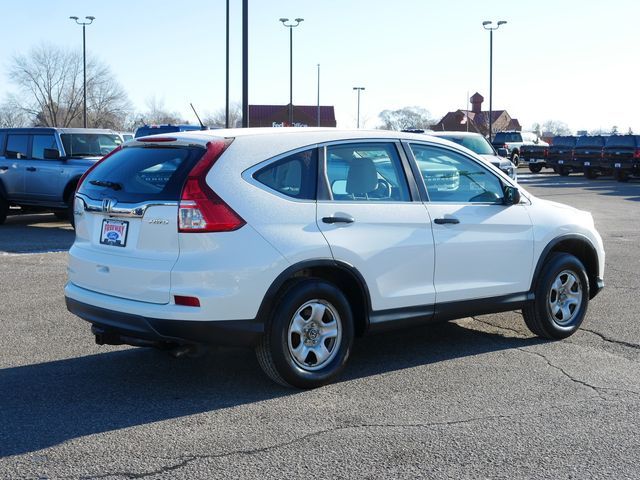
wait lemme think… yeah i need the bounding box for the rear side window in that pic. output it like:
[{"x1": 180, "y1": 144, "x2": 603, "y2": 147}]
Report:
[
  {"x1": 6, "y1": 134, "x2": 29, "y2": 159},
  {"x1": 0, "y1": 132, "x2": 5, "y2": 154},
  {"x1": 254, "y1": 149, "x2": 317, "y2": 200},
  {"x1": 32, "y1": 134, "x2": 58, "y2": 160},
  {"x1": 78, "y1": 146, "x2": 205, "y2": 203},
  {"x1": 605, "y1": 135, "x2": 636, "y2": 148},
  {"x1": 576, "y1": 136, "x2": 605, "y2": 147}
]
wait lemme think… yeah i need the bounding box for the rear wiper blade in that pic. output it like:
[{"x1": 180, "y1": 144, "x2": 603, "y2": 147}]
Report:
[{"x1": 89, "y1": 180, "x2": 122, "y2": 190}]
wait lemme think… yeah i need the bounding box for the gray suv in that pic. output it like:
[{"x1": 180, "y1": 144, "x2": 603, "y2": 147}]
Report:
[{"x1": 0, "y1": 128, "x2": 123, "y2": 225}]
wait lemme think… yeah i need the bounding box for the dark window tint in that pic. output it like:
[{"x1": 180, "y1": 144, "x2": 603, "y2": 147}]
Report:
[
  {"x1": 410, "y1": 144, "x2": 504, "y2": 203},
  {"x1": 32, "y1": 135, "x2": 58, "y2": 160},
  {"x1": 0, "y1": 132, "x2": 6, "y2": 154},
  {"x1": 78, "y1": 146, "x2": 205, "y2": 203},
  {"x1": 254, "y1": 149, "x2": 317, "y2": 200},
  {"x1": 6, "y1": 134, "x2": 29, "y2": 159},
  {"x1": 553, "y1": 136, "x2": 576, "y2": 147},
  {"x1": 61, "y1": 133, "x2": 122, "y2": 157},
  {"x1": 437, "y1": 135, "x2": 495, "y2": 155},
  {"x1": 605, "y1": 135, "x2": 637, "y2": 148},
  {"x1": 494, "y1": 132, "x2": 522, "y2": 143},
  {"x1": 576, "y1": 136, "x2": 605, "y2": 147},
  {"x1": 325, "y1": 143, "x2": 410, "y2": 202}
]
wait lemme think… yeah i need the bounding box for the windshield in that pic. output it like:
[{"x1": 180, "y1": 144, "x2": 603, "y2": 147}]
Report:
[
  {"x1": 61, "y1": 133, "x2": 122, "y2": 157},
  {"x1": 438, "y1": 135, "x2": 495, "y2": 155}
]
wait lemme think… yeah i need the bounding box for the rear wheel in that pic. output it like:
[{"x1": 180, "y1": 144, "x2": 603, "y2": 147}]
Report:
[
  {"x1": 558, "y1": 166, "x2": 570, "y2": 176},
  {"x1": 529, "y1": 164, "x2": 543, "y2": 173},
  {"x1": 256, "y1": 279, "x2": 354, "y2": 389},
  {"x1": 523, "y1": 253, "x2": 589, "y2": 339},
  {"x1": 0, "y1": 197, "x2": 8, "y2": 225},
  {"x1": 511, "y1": 153, "x2": 520, "y2": 167},
  {"x1": 584, "y1": 167, "x2": 598, "y2": 179}
]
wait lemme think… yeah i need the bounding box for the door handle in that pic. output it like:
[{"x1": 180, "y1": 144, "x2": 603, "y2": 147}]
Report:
[
  {"x1": 26, "y1": 167, "x2": 37, "y2": 172},
  {"x1": 434, "y1": 217, "x2": 460, "y2": 225},
  {"x1": 322, "y1": 216, "x2": 355, "y2": 224}
]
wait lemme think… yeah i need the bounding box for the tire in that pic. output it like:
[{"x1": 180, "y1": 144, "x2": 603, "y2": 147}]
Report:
[
  {"x1": 584, "y1": 168, "x2": 598, "y2": 179},
  {"x1": 615, "y1": 170, "x2": 630, "y2": 182},
  {"x1": 0, "y1": 197, "x2": 8, "y2": 225},
  {"x1": 529, "y1": 164, "x2": 543, "y2": 173},
  {"x1": 511, "y1": 153, "x2": 520, "y2": 167},
  {"x1": 256, "y1": 278, "x2": 354, "y2": 389},
  {"x1": 552, "y1": 167, "x2": 558, "y2": 174},
  {"x1": 558, "y1": 166, "x2": 570, "y2": 176},
  {"x1": 523, "y1": 253, "x2": 589, "y2": 339}
]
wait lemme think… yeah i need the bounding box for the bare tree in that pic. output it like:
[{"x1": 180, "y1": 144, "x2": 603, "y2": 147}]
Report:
[
  {"x1": 0, "y1": 99, "x2": 28, "y2": 127},
  {"x1": 541, "y1": 120, "x2": 572, "y2": 136},
  {"x1": 130, "y1": 96, "x2": 185, "y2": 129},
  {"x1": 202, "y1": 102, "x2": 243, "y2": 128},
  {"x1": 377, "y1": 106, "x2": 434, "y2": 131},
  {"x1": 7, "y1": 43, "x2": 131, "y2": 129}
]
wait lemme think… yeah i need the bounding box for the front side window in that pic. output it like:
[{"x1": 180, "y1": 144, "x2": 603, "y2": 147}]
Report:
[
  {"x1": 32, "y1": 135, "x2": 58, "y2": 160},
  {"x1": 410, "y1": 144, "x2": 504, "y2": 203},
  {"x1": 325, "y1": 143, "x2": 410, "y2": 202},
  {"x1": 6, "y1": 134, "x2": 29, "y2": 159},
  {"x1": 254, "y1": 149, "x2": 317, "y2": 200}
]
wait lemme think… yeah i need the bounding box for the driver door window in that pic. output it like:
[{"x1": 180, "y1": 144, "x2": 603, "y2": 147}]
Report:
[{"x1": 410, "y1": 144, "x2": 504, "y2": 203}]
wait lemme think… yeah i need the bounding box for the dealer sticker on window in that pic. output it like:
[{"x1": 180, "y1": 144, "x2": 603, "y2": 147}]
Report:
[
  {"x1": 100, "y1": 219, "x2": 129, "y2": 247},
  {"x1": 615, "y1": 163, "x2": 622, "y2": 168}
]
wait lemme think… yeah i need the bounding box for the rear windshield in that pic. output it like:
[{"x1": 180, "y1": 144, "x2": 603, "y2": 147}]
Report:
[
  {"x1": 61, "y1": 133, "x2": 122, "y2": 157},
  {"x1": 438, "y1": 135, "x2": 495, "y2": 155},
  {"x1": 576, "y1": 136, "x2": 605, "y2": 147},
  {"x1": 552, "y1": 136, "x2": 576, "y2": 147},
  {"x1": 605, "y1": 135, "x2": 637, "y2": 148},
  {"x1": 78, "y1": 145, "x2": 205, "y2": 203},
  {"x1": 493, "y1": 132, "x2": 522, "y2": 143}
]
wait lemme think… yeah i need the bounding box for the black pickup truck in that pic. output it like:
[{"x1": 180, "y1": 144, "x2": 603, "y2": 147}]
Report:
[
  {"x1": 573, "y1": 135, "x2": 606, "y2": 179},
  {"x1": 519, "y1": 144, "x2": 548, "y2": 173},
  {"x1": 602, "y1": 134, "x2": 640, "y2": 182},
  {"x1": 546, "y1": 136, "x2": 577, "y2": 175}
]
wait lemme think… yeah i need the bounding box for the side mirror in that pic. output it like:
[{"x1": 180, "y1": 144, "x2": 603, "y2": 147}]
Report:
[
  {"x1": 497, "y1": 147, "x2": 509, "y2": 157},
  {"x1": 43, "y1": 148, "x2": 61, "y2": 160},
  {"x1": 503, "y1": 185, "x2": 521, "y2": 205}
]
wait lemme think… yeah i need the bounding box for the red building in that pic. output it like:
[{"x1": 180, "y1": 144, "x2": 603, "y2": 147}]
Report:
[
  {"x1": 432, "y1": 92, "x2": 521, "y2": 137},
  {"x1": 248, "y1": 105, "x2": 336, "y2": 128}
]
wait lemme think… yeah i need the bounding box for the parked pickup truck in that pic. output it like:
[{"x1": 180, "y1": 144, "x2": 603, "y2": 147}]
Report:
[
  {"x1": 519, "y1": 144, "x2": 548, "y2": 173},
  {"x1": 0, "y1": 127, "x2": 123, "y2": 225},
  {"x1": 492, "y1": 131, "x2": 549, "y2": 167},
  {"x1": 546, "y1": 136, "x2": 577, "y2": 175},
  {"x1": 601, "y1": 134, "x2": 640, "y2": 182}
]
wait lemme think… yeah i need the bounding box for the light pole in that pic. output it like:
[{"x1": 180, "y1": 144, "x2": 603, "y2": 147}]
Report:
[
  {"x1": 482, "y1": 20, "x2": 506, "y2": 141},
  {"x1": 69, "y1": 15, "x2": 95, "y2": 128},
  {"x1": 317, "y1": 64, "x2": 320, "y2": 127},
  {"x1": 279, "y1": 17, "x2": 304, "y2": 126},
  {"x1": 353, "y1": 87, "x2": 365, "y2": 128}
]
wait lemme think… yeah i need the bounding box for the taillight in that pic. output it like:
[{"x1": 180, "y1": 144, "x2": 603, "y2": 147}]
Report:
[
  {"x1": 178, "y1": 140, "x2": 245, "y2": 233},
  {"x1": 543, "y1": 148, "x2": 548, "y2": 157},
  {"x1": 634, "y1": 149, "x2": 640, "y2": 159},
  {"x1": 75, "y1": 145, "x2": 123, "y2": 193},
  {"x1": 174, "y1": 295, "x2": 201, "y2": 307}
]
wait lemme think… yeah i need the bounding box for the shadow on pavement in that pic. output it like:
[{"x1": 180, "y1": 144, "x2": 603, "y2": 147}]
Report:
[
  {"x1": 0, "y1": 213, "x2": 74, "y2": 253},
  {"x1": 519, "y1": 171, "x2": 640, "y2": 202},
  {"x1": 0, "y1": 321, "x2": 542, "y2": 458}
]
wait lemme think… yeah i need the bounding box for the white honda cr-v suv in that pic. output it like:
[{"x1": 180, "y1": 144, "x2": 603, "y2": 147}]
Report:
[{"x1": 65, "y1": 128, "x2": 605, "y2": 388}]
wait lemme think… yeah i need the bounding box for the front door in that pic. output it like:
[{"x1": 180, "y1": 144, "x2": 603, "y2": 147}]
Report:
[{"x1": 406, "y1": 142, "x2": 534, "y2": 304}]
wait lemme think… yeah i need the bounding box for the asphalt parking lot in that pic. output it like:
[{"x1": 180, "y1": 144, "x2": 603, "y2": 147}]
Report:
[{"x1": 1, "y1": 169, "x2": 639, "y2": 479}]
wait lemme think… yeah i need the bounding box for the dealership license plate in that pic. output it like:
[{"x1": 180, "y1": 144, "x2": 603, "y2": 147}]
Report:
[
  {"x1": 615, "y1": 163, "x2": 622, "y2": 168},
  {"x1": 558, "y1": 160, "x2": 564, "y2": 164},
  {"x1": 584, "y1": 161, "x2": 591, "y2": 166},
  {"x1": 100, "y1": 219, "x2": 129, "y2": 247}
]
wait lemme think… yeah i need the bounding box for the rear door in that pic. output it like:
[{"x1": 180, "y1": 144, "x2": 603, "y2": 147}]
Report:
[
  {"x1": 1, "y1": 133, "x2": 30, "y2": 199},
  {"x1": 22, "y1": 133, "x2": 64, "y2": 202},
  {"x1": 406, "y1": 142, "x2": 534, "y2": 304},
  {"x1": 316, "y1": 141, "x2": 435, "y2": 313},
  {"x1": 70, "y1": 144, "x2": 206, "y2": 304}
]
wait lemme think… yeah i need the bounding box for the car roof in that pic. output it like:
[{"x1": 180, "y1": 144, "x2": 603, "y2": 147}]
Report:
[{"x1": 427, "y1": 131, "x2": 484, "y2": 138}]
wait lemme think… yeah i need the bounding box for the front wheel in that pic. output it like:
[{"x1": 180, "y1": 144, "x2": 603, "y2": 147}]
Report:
[
  {"x1": 511, "y1": 153, "x2": 520, "y2": 167},
  {"x1": 529, "y1": 164, "x2": 543, "y2": 173},
  {"x1": 0, "y1": 197, "x2": 8, "y2": 225},
  {"x1": 584, "y1": 167, "x2": 598, "y2": 179},
  {"x1": 256, "y1": 279, "x2": 354, "y2": 389},
  {"x1": 615, "y1": 170, "x2": 630, "y2": 182},
  {"x1": 523, "y1": 253, "x2": 590, "y2": 339}
]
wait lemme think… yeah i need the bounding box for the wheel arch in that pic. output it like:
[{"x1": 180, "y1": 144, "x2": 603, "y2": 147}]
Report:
[
  {"x1": 63, "y1": 175, "x2": 82, "y2": 203},
  {"x1": 255, "y1": 260, "x2": 371, "y2": 337},
  {"x1": 531, "y1": 234, "x2": 601, "y2": 299}
]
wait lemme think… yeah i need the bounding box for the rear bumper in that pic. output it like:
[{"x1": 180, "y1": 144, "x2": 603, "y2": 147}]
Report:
[
  {"x1": 65, "y1": 297, "x2": 263, "y2": 347},
  {"x1": 591, "y1": 277, "x2": 605, "y2": 300}
]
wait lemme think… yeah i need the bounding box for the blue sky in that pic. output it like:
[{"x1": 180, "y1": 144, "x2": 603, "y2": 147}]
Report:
[{"x1": 0, "y1": 0, "x2": 637, "y2": 132}]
